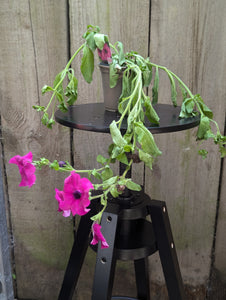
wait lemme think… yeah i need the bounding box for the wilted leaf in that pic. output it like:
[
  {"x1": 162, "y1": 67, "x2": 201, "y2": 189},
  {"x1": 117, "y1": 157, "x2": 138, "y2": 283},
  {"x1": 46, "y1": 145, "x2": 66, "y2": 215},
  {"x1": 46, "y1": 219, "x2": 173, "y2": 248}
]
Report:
[{"x1": 80, "y1": 45, "x2": 94, "y2": 83}]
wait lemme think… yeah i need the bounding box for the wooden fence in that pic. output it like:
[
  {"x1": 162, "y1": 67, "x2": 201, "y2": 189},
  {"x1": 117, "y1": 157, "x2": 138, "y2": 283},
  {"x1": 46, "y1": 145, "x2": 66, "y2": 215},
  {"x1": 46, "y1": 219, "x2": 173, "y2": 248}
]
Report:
[{"x1": 0, "y1": 0, "x2": 225, "y2": 299}]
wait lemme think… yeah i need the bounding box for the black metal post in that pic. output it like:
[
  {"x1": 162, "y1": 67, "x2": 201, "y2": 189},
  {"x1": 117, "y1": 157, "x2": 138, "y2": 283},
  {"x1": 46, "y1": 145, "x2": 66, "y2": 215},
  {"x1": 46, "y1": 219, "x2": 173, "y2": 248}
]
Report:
[
  {"x1": 134, "y1": 258, "x2": 150, "y2": 300},
  {"x1": 148, "y1": 200, "x2": 186, "y2": 300},
  {"x1": 92, "y1": 211, "x2": 118, "y2": 300},
  {"x1": 58, "y1": 199, "x2": 99, "y2": 300}
]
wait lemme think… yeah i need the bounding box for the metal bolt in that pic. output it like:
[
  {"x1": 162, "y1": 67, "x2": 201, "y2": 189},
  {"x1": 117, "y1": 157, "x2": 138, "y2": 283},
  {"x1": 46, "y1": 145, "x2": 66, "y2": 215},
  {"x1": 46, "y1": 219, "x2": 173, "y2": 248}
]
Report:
[
  {"x1": 101, "y1": 257, "x2": 107, "y2": 264},
  {"x1": 171, "y1": 242, "x2": 174, "y2": 249},
  {"x1": 163, "y1": 207, "x2": 166, "y2": 213},
  {"x1": 107, "y1": 216, "x2": 112, "y2": 222}
]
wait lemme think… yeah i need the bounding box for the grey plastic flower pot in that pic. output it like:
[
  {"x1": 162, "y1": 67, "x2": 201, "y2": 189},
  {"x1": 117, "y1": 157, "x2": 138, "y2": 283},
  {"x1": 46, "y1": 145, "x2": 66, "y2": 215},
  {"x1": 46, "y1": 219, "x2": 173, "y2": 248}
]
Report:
[{"x1": 99, "y1": 63, "x2": 123, "y2": 112}]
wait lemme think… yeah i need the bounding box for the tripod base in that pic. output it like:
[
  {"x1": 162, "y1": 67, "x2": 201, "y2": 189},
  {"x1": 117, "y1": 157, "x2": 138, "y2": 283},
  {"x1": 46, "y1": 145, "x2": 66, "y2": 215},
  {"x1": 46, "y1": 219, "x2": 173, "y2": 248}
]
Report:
[{"x1": 58, "y1": 190, "x2": 185, "y2": 300}]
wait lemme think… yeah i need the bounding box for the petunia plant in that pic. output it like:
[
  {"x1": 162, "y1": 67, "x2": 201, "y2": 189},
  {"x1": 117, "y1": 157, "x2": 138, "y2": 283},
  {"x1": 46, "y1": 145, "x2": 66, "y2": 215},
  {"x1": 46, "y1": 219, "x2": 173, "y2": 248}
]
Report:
[{"x1": 9, "y1": 25, "x2": 226, "y2": 248}]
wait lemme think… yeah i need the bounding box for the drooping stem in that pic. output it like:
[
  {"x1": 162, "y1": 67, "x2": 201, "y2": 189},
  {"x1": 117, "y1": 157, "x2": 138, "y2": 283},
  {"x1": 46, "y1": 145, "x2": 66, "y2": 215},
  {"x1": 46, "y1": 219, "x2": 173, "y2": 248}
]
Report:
[{"x1": 45, "y1": 43, "x2": 85, "y2": 112}]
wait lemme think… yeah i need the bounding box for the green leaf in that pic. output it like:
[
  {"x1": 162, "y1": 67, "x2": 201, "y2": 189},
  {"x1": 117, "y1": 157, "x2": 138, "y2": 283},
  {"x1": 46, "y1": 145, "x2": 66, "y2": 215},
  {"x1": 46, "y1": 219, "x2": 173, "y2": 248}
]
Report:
[
  {"x1": 96, "y1": 154, "x2": 108, "y2": 165},
  {"x1": 123, "y1": 132, "x2": 133, "y2": 143},
  {"x1": 33, "y1": 105, "x2": 45, "y2": 112},
  {"x1": 108, "y1": 143, "x2": 115, "y2": 155},
  {"x1": 119, "y1": 70, "x2": 132, "y2": 104},
  {"x1": 141, "y1": 58, "x2": 153, "y2": 87},
  {"x1": 94, "y1": 33, "x2": 107, "y2": 50},
  {"x1": 41, "y1": 85, "x2": 54, "y2": 95},
  {"x1": 66, "y1": 94, "x2": 77, "y2": 106},
  {"x1": 57, "y1": 102, "x2": 68, "y2": 112},
  {"x1": 138, "y1": 149, "x2": 154, "y2": 170},
  {"x1": 85, "y1": 25, "x2": 100, "y2": 35},
  {"x1": 184, "y1": 98, "x2": 195, "y2": 113},
  {"x1": 135, "y1": 122, "x2": 162, "y2": 157},
  {"x1": 195, "y1": 94, "x2": 213, "y2": 119},
  {"x1": 86, "y1": 32, "x2": 96, "y2": 51},
  {"x1": 101, "y1": 166, "x2": 113, "y2": 181},
  {"x1": 101, "y1": 195, "x2": 107, "y2": 206},
  {"x1": 56, "y1": 90, "x2": 65, "y2": 104},
  {"x1": 214, "y1": 133, "x2": 226, "y2": 144},
  {"x1": 219, "y1": 144, "x2": 226, "y2": 158},
  {"x1": 116, "y1": 41, "x2": 126, "y2": 65},
  {"x1": 65, "y1": 72, "x2": 78, "y2": 105},
  {"x1": 110, "y1": 63, "x2": 119, "y2": 88},
  {"x1": 41, "y1": 112, "x2": 49, "y2": 126},
  {"x1": 118, "y1": 97, "x2": 130, "y2": 114},
  {"x1": 46, "y1": 118, "x2": 55, "y2": 129},
  {"x1": 110, "y1": 120, "x2": 127, "y2": 147},
  {"x1": 111, "y1": 145, "x2": 121, "y2": 159},
  {"x1": 50, "y1": 160, "x2": 60, "y2": 170},
  {"x1": 33, "y1": 158, "x2": 50, "y2": 169},
  {"x1": 124, "y1": 144, "x2": 133, "y2": 153},
  {"x1": 125, "y1": 180, "x2": 141, "y2": 191},
  {"x1": 179, "y1": 98, "x2": 196, "y2": 118},
  {"x1": 167, "y1": 72, "x2": 177, "y2": 106},
  {"x1": 144, "y1": 97, "x2": 160, "y2": 125},
  {"x1": 127, "y1": 105, "x2": 139, "y2": 132},
  {"x1": 102, "y1": 176, "x2": 118, "y2": 189},
  {"x1": 152, "y1": 67, "x2": 159, "y2": 104},
  {"x1": 197, "y1": 116, "x2": 211, "y2": 140},
  {"x1": 53, "y1": 70, "x2": 65, "y2": 88},
  {"x1": 110, "y1": 187, "x2": 119, "y2": 198},
  {"x1": 80, "y1": 45, "x2": 94, "y2": 83},
  {"x1": 198, "y1": 149, "x2": 208, "y2": 159},
  {"x1": 91, "y1": 169, "x2": 102, "y2": 180},
  {"x1": 142, "y1": 68, "x2": 153, "y2": 87},
  {"x1": 116, "y1": 152, "x2": 128, "y2": 165}
]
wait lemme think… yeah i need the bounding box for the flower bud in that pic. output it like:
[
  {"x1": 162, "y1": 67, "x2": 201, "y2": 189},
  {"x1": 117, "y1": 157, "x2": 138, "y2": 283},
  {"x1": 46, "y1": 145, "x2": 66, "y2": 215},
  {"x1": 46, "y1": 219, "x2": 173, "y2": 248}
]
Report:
[
  {"x1": 117, "y1": 184, "x2": 126, "y2": 192},
  {"x1": 58, "y1": 161, "x2": 66, "y2": 167}
]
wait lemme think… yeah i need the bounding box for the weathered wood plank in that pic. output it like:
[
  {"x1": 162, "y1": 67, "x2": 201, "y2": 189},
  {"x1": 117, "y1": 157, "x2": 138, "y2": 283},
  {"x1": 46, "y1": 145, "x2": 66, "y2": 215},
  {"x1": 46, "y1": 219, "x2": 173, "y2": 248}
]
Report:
[
  {"x1": 0, "y1": 160, "x2": 14, "y2": 300},
  {"x1": 147, "y1": 0, "x2": 226, "y2": 298},
  {"x1": 0, "y1": 1, "x2": 73, "y2": 299},
  {"x1": 212, "y1": 145, "x2": 226, "y2": 296}
]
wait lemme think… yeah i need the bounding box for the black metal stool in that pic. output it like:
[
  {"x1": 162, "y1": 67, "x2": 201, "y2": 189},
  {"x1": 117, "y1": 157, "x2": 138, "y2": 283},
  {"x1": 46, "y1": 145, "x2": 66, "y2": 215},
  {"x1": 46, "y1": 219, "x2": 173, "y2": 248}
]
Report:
[
  {"x1": 58, "y1": 189, "x2": 185, "y2": 300},
  {"x1": 55, "y1": 103, "x2": 200, "y2": 300}
]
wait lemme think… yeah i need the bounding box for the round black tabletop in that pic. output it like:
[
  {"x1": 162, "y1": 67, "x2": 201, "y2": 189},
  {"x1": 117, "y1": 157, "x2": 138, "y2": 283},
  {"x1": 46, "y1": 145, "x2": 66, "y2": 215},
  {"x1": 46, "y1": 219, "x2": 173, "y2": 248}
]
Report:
[{"x1": 55, "y1": 103, "x2": 200, "y2": 134}]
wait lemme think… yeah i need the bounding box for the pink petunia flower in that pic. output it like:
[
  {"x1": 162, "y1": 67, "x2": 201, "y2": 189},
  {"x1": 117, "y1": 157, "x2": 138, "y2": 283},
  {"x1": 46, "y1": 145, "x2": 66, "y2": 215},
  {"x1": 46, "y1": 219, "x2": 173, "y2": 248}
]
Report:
[
  {"x1": 58, "y1": 171, "x2": 94, "y2": 216},
  {"x1": 91, "y1": 222, "x2": 109, "y2": 249},
  {"x1": 97, "y1": 43, "x2": 112, "y2": 64},
  {"x1": 9, "y1": 152, "x2": 36, "y2": 188},
  {"x1": 55, "y1": 189, "x2": 71, "y2": 217}
]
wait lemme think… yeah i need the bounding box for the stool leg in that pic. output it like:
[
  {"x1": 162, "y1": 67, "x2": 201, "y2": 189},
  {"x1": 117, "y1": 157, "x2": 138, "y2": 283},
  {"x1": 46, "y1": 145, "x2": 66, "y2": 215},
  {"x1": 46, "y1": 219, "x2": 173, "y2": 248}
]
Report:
[
  {"x1": 148, "y1": 200, "x2": 186, "y2": 300},
  {"x1": 92, "y1": 212, "x2": 118, "y2": 300},
  {"x1": 58, "y1": 201, "x2": 97, "y2": 300},
  {"x1": 134, "y1": 257, "x2": 150, "y2": 300}
]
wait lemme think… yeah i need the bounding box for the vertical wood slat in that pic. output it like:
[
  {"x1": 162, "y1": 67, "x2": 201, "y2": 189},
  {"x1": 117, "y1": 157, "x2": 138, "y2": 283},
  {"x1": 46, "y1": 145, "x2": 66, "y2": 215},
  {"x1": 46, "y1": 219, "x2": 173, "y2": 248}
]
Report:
[
  {"x1": 147, "y1": 0, "x2": 226, "y2": 298},
  {"x1": 212, "y1": 134, "x2": 226, "y2": 297},
  {"x1": 0, "y1": 161, "x2": 14, "y2": 300},
  {"x1": 0, "y1": 1, "x2": 73, "y2": 299}
]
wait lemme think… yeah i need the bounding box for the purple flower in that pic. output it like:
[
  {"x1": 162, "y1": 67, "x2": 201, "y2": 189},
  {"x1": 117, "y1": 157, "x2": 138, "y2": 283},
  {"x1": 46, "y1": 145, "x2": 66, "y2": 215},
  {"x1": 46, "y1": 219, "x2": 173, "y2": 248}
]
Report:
[
  {"x1": 58, "y1": 161, "x2": 67, "y2": 168},
  {"x1": 91, "y1": 222, "x2": 109, "y2": 249},
  {"x1": 56, "y1": 171, "x2": 94, "y2": 216},
  {"x1": 55, "y1": 189, "x2": 71, "y2": 217},
  {"x1": 97, "y1": 43, "x2": 112, "y2": 64},
  {"x1": 9, "y1": 152, "x2": 36, "y2": 188}
]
